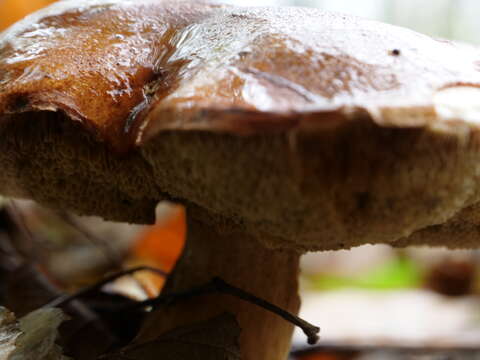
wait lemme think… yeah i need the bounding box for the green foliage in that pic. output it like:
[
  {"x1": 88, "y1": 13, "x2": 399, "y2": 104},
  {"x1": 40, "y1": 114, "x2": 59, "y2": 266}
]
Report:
[{"x1": 310, "y1": 255, "x2": 422, "y2": 291}]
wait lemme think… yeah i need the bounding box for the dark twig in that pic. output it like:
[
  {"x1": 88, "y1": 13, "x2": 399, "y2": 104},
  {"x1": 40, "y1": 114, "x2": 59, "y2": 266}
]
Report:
[
  {"x1": 44, "y1": 266, "x2": 167, "y2": 308},
  {"x1": 216, "y1": 278, "x2": 320, "y2": 345},
  {"x1": 123, "y1": 277, "x2": 320, "y2": 345}
]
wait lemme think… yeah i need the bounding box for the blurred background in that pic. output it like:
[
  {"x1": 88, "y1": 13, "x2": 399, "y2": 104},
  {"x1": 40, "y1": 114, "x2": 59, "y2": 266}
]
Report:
[
  {"x1": 1, "y1": 1, "x2": 480, "y2": 360},
  {"x1": 226, "y1": 0, "x2": 480, "y2": 45},
  {"x1": 2, "y1": 0, "x2": 480, "y2": 45}
]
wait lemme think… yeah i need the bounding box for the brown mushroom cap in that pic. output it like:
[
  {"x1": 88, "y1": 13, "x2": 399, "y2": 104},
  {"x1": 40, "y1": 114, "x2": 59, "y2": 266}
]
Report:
[{"x1": 1, "y1": 0, "x2": 480, "y2": 251}]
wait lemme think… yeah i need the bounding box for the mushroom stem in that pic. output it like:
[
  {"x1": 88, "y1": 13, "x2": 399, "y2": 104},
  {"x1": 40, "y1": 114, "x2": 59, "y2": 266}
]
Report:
[{"x1": 139, "y1": 215, "x2": 301, "y2": 360}]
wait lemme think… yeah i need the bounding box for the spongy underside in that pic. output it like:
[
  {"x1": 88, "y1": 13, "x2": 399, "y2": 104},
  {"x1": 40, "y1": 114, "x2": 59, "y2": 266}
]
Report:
[{"x1": 2, "y1": 110, "x2": 480, "y2": 252}]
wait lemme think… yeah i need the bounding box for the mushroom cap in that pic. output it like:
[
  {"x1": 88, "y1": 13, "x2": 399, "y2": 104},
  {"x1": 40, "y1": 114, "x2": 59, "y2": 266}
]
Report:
[{"x1": 1, "y1": 0, "x2": 480, "y2": 251}]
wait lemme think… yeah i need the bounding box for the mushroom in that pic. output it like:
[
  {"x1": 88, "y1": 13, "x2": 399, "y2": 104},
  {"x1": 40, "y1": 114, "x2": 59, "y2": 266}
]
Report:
[{"x1": 1, "y1": 0, "x2": 480, "y2": 359}]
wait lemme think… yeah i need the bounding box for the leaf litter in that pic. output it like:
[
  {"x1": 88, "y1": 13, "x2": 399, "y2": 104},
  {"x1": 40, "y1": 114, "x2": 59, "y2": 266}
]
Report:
[{"x1": 0, "y1": 307, "x2": 70, "y2": 360}]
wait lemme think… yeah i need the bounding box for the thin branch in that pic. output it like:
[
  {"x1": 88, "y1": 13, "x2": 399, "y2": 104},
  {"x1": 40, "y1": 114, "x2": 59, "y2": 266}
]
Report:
[
  {"x1": 212, "y1": 278, "x2": 320, "y2": 345},
  {"x1": 122, "y1": 277, "x2": 320, "y2": 345},
  {"x1": 44, "y1": 266, "x2": 167, "y2": 308}
]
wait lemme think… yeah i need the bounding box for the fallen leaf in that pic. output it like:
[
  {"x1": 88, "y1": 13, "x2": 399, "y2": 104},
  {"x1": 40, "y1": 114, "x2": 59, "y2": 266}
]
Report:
[
  {"x1": 58, "y1": 291, "x2": 146, "y2": 360},
  {"x1": 105, "y1": 313, "x2": 241, "y2": 360},
  {"x1": 0, "y1": 308, "x2": 20, "y2": 359},
  {"x1": 0, "y1": 307, "x2": 70, "y2": 360}
]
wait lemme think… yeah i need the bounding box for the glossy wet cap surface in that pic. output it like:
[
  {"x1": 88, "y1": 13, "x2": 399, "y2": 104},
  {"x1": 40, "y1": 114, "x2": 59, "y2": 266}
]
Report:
[{"x1": 1, "y1": 0, "x2": 480, "y2": 152}]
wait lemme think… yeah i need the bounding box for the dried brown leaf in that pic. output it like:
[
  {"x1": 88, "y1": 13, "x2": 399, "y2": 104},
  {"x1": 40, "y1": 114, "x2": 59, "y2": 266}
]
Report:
[
  {"x1": 0, "y1": 308, "x2": 20, "y2": 358},
  {"x1": 105, "y1": 313, "x2": 241, "y2": 360}
]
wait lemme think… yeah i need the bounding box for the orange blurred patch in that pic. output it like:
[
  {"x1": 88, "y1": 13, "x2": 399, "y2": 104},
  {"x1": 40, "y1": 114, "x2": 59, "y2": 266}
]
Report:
[
  {"x1": 0, "y1": 0, "x2": 56, "y2": 31},
  {"x1": 134, "y1": 205, "x2": 186, "y2": 271},
  {"x1": 129, "y1": 205, "x2": 186, "y2": 296}
]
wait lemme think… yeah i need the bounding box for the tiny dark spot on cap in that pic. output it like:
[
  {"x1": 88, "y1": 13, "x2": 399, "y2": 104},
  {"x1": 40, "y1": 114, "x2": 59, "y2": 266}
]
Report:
[{"x1": 389, "y1": 49, "x2": 401, "y2": 56}]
